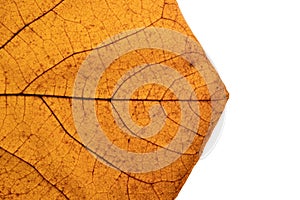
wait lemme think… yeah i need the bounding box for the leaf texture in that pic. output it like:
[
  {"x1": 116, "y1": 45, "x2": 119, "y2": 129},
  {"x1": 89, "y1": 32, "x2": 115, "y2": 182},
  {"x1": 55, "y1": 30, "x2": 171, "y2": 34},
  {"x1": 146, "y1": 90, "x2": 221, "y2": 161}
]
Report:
[{"x1": 0, "y1": 0, "x2": 229, "y2": 199}]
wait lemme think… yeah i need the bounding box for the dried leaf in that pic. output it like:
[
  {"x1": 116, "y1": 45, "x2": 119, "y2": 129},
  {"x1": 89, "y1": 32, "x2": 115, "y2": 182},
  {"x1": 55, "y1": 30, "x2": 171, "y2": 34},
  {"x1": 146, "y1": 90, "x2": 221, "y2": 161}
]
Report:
[{"x1": 0, "y1": 0, "x2": 229, "y2": 199}]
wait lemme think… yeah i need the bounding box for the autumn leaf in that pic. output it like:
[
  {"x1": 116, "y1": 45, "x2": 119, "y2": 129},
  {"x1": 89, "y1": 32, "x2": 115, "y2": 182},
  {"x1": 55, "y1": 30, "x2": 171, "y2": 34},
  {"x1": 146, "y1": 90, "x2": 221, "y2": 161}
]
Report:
[{"x1": 0, "y1": 0, "x2": 229, "y2": 199}]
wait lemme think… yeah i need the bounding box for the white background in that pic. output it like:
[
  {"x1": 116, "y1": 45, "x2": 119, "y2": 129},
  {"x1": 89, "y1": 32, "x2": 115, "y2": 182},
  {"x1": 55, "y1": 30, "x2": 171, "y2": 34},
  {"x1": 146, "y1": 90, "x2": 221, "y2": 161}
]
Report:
[{"x1": 176, "y1": 0, "x2": 300, "y2": 199}]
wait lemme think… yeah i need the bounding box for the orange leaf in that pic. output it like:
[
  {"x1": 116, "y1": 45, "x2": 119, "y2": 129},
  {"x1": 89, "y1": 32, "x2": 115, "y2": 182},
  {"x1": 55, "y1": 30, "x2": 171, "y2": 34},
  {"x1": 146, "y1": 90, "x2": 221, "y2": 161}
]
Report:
[{"x1": 0, "y1": 0, "x2": 228, "y2": 199}]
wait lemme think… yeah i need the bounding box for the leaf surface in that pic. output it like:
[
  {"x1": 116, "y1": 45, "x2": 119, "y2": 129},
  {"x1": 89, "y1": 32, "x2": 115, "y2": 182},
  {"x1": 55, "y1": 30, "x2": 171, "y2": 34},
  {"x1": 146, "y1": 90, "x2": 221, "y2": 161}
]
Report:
[{"x1": 0, "y1": 0, "x2": 229, "y2": 199}]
